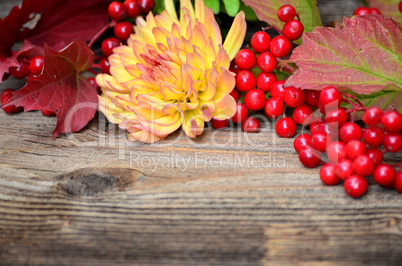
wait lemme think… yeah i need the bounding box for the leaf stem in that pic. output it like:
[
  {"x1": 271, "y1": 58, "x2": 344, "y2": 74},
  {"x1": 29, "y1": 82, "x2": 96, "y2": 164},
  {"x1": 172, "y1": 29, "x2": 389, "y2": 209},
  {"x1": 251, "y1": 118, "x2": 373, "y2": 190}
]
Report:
[{"x1": 276, "y1": 58, "x2": 296, "y2": 74}]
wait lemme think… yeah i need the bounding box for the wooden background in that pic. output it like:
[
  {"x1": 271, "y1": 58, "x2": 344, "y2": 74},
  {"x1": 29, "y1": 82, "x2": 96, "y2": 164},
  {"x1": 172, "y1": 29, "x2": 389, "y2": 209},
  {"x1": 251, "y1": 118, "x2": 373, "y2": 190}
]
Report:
[{"x1": 2, "y1": 0, "x2": 402, "y2": 265}]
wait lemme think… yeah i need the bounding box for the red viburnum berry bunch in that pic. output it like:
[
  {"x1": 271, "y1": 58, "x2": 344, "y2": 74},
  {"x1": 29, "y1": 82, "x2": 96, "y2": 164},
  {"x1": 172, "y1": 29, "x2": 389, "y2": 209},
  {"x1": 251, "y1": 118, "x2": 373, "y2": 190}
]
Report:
[
  {"x1": 292, "y1": 85, "x2": 402, "y2": 198},
  {"x1": 98, "y1": 0, "x2": 155, "y2": 75},
  {"x1": 211, "y1": 4, "x2": 307, "y2": 134}
]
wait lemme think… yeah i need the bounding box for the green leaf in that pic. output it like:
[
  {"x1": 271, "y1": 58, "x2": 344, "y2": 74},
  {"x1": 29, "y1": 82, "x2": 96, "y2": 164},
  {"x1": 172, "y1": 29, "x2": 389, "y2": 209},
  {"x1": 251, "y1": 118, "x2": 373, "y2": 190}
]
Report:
[
  {"x1": 241, "y1": 0, "x2": 322, "y2": 44},
  {"x1": 285, "y1": 15, "x2": 402, "y2": 94},
  {"x1": 152, "y1": 0, "x2": 166, "y2": 14},
  {"x1": 222, "y1": 0, "x2": 240, "y2": 17},
  {"x1": 204, "y1": 0, "x2": 220, "y2": 14},
  {"x1": 240, "y1": 1, "x2": 257, "y2": 21}
]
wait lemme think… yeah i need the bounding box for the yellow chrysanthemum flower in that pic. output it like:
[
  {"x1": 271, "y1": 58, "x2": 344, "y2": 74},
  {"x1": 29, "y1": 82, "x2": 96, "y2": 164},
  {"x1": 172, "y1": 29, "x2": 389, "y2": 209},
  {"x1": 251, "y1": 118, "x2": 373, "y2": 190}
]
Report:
[{"x1": 96, "y1": 0, "x2": 246, "y2": 143}]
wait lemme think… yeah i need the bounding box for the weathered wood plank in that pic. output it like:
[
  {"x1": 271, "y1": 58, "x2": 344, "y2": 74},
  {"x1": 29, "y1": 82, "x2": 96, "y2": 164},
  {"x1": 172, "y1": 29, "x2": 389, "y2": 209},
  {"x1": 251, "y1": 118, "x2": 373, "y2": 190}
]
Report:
[{"x1": 2, "y1": 0, "x2": 402, "y2": 265}]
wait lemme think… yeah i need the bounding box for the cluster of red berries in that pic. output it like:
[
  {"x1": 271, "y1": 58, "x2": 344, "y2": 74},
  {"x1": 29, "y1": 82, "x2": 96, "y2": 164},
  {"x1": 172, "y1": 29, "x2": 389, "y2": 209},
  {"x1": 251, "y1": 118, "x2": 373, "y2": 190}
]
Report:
[
  {"x1": 211, "y1": 4, "x2": 306, "y2": 133},
  {"x1": 99, "y1": 0, "x2": 154, "y2": 75},
  {"x1": 293, "y1": 86, "x2": 402, "y2": 198}
]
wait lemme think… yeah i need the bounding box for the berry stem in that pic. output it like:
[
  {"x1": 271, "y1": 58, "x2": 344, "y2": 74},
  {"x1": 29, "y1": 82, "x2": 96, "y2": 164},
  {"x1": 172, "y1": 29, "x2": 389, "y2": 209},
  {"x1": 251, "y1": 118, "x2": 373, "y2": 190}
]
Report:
[
  {"x1": 340, "y1": 92, "x2": 365, "y2": 108},
  {"x1": 88, "y1": 21, "x2": 116, "y2": 48},
  {"x1": 94, "y1": 55, "x2": 106, "y2": 61},
  {"x1": 87, "y1": 68, "x2": 100, "y2": 76},
  {"x1": 263, "y1": 25, "x2": 283, "y2": 35},
  {"x1": 92, "y1": 64, "x2": 101, "y2": 69}
]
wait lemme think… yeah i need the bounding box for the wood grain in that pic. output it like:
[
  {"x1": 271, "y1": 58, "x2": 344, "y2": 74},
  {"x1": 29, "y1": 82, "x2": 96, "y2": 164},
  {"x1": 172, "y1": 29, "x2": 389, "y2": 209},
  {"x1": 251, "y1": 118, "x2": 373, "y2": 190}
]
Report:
[{"x1": 2, "y1": 0, "x2": 402, "y2": 265}]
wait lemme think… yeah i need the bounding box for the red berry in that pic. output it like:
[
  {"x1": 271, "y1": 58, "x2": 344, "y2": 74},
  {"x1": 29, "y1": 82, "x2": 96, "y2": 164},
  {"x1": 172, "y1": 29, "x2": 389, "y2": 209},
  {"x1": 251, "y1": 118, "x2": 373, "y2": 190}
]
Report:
[
  {"x1": 108, "y1": 1, "x2": 127, "y2": 21},
  {"x1": 231, "y1": 103, "x2": 248, "y2": 124},
  {"x1": 344, "y1": 175, "x2": 368, "y2": 198},
  {"x1": 368, "y1": 7, "x2": 381, "y2": 14},
  {"x1": 138, "y1": 0, "x2": 154, "y2": 14},
  {"x1": 211, "y1": 118, "x2": 229, "y2": 130},
  {"x1": 366, "y1": 148, "x2": 383, "y2": 167},
  {"x1": 101, "y1": 37, "x2": 120, "y2": 57},
  {"x1": 339, "y1": 122, "x2": 362, "y2": 143},
  {"x1": 373, "y1": 164, "x2": 396, "y2": 186},
  {"x1": 256, "y1": 72, "x2": 277, "y2": 93},
  {"x1": 1, "y1": 89, "x2": 23, "y2": 114},
  {"x1": 345, "y1": 140, "x2": 367, "y2": 160},
  {"x1": 352, "y1": 154, "x2": 375, "y2": 177},
  {"x1": 327, "y1": 141, "x2": 346, "y2": 164},
  {"x1": 275, "y1": 117, "x2": 296, "y2": 138},
  {"x1": 264, "y1": 97, "x2": 284, "y2": 119},
  {"x1": 292, "y1": 104, "x2": 313, "y2": 125},
  {"x1": 235, "y1": 49, "x2": 257, "y2": 70},
  {"x1": 269, "y1": 36, "x2": 292, "y2": 58},
  {"x1": 318, "y1": 86, "x2": 342, "y2": 114},
  {"x1": 335, "y1": 159, "x2": 354, "y2": 180},
  {"x1": 88, "y1": 77, "x2": 101, "y2": 94},
  {"x1": 283, "y1": 87, "x2": 306, "y2": 108},
  {"x1": 363, "y1": 126, "x2": 384, "y2": 148},
  {"x1": 299, "y1": 147, "x2": 321, "y2": 168},
  {"x1": 294, "y1": 134, "x2": 311, "y2": 153},
  {"x1": 310, "y1": 118, "x2": 329, "y2": 136},
  {"x1": 283, "y1": 20, "x2": 304, "y2": 41},
  {"x1": 229, "y1": 89, "x2": 239, "y2": 102},
  {"x1": 124, "y1": 0, "x2": 142, "y2": 18},
  {"x1": 325, "y1": 108, "x2": 348, "y2": 128},
  {"x1": 245, "y1": 89, "x2": 266, "y2": 111},
  {"x1": 320, "y1": 163, "x2": 340, "y2": 186},
  {"x1": 381, "y1": 110, "x2": 402, "y2": 133},
  {"x1": 270, "y1": 80, "x2": 286, "y2": 98},
  {"x1": 41, "y1": 110, "x2": 55, "y2": 116},
  {"x1": 257, "y1": 52, "x2": 277, "y2": 73},
  {"x1": 400, "y1": 1, "x2": 402, "y2": 13},
  {"x1": 236, "y1": 70, "x2": 256, "y2": 92},
  {"x1": 363, "y1": 106, "x2": 383, "y2": 126},
  {"x1": 395, "y1": 172, "x2": 402, "y2": 193},
  {"x1": 277, "y1": 4, "x2": 297, "y2": 22},
  {"x1": 99, "y1": 58, "x2": 111, "y2": 74},
  {"x1": 114, "y1": 21, "x2": 134, "y2": 41},
  {"x1": 229, "y1": 61, "x2": 241, "y2": 75},
  {"x1": 250, "y1": 31, "x2": 271, "y2": 53},
  {"x1": 29, "y1": 56, "x2": 44, "y2": 75},
  {"x1": 9, "y1": 61, "x2": 30, "y2": 79},
  {"x1": 311, "y1": 131, "x2": 332, "y2": 153},
  {"x1": 305, "y1": 90, "x2": 320, "y2": 107},
  {"x1": 382, "y1": 133, "x2": 402, "y2": 153},
  {"x1": 241, "y1": 117, "x2": 260, "y2": 133},
  {"x1": 354, "y1": 7, "x2": 370, "y2": 16}
]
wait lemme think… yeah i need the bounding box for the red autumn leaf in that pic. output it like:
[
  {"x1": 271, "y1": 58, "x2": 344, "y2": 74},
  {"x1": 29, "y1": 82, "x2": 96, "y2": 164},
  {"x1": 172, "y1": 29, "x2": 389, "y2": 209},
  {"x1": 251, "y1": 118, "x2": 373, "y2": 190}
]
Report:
[
  {"x1": 285, "y1": 15, "x2": 402, "y2": 94},
  {"x1": 4, "y1": 39, "x2": 98, "y2": 138},
  {"x1": 0, "y1": 41, "x2": 44, "y2": 82},
  {"x1": 25, "y1": 0, "x2": 110, "y2": 50},
  {"x1": 0, "y1": 0, "x2": 109, "y2": 59},
  {"x1": 367, "y1": 0, "x2": 402, "y2": 24}
]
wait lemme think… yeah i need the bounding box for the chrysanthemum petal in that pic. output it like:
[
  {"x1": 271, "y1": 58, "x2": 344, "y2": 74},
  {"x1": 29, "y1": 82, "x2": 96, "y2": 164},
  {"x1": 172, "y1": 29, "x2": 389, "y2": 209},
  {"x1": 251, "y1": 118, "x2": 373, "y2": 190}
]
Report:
[{"x1": 223, "y1": 11, "x2": 246, "y2": 60}]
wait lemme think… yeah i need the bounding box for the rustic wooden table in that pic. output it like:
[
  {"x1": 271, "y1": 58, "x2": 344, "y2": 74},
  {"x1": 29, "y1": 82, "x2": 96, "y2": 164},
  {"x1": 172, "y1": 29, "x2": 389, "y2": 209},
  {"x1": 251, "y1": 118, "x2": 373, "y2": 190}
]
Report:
[{"x1": 2, "y1": 0, "x2": 402, "y2": 265}]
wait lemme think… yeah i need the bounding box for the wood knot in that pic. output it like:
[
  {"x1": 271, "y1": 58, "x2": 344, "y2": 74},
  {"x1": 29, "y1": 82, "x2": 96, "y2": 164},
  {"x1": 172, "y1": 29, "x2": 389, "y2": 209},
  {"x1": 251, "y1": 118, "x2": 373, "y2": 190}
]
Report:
[{"x1": 55, "y1": 168, "x2": 143, "y2": 196}]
